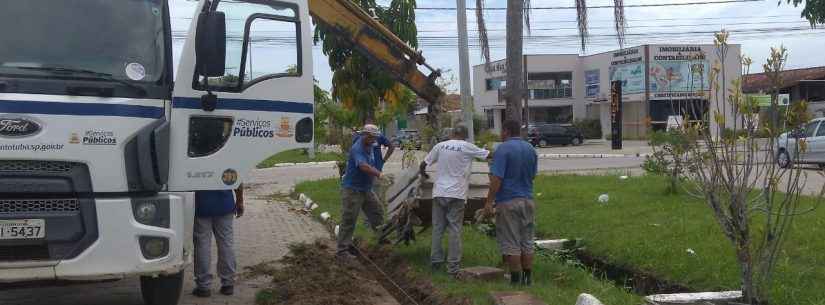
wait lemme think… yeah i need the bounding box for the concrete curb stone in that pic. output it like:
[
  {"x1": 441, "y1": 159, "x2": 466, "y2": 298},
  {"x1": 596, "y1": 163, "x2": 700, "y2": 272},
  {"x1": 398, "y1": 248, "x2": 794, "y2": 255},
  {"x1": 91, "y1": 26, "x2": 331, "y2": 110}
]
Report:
[{"x1": 268, "y1": 152, "x2": 649, "y2": 168}]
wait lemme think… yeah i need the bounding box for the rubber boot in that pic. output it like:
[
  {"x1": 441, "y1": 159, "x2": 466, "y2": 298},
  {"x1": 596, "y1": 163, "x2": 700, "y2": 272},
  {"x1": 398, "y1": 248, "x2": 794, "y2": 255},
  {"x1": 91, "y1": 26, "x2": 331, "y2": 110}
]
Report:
[
  {"x1": 522, "y1": 269, "x2": 532, "y2": 286},
  {"x1": 510, "y1": 271, "x2": 522, "y2": 285}
]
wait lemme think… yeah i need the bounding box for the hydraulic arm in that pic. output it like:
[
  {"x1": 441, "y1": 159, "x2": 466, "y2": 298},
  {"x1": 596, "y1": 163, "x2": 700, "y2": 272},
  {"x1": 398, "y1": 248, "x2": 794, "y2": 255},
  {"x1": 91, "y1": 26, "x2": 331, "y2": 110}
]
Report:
[{"x1": 307, "y1": 0, "x2": 445, "y2": 105}]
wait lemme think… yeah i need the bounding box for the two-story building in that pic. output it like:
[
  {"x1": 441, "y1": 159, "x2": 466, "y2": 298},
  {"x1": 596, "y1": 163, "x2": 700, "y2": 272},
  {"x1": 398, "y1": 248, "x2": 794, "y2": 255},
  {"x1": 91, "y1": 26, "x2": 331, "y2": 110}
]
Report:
[{"x1": 473, "y1": 44, "x2": 741, "y2": 139}]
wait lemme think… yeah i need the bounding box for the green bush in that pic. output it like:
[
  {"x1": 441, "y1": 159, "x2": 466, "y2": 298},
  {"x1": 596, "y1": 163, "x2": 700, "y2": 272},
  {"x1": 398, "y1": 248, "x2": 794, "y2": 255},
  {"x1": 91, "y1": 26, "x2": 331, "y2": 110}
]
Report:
[
  {"x1": 641, "y1": 151, "x2": 670, "y2": 175},
  {"x1": 475, "y1": 129, "x2": 499, "y2": 150},
  {"x1": 573, "y1": 118, "x2": 602, "y2": 139}
]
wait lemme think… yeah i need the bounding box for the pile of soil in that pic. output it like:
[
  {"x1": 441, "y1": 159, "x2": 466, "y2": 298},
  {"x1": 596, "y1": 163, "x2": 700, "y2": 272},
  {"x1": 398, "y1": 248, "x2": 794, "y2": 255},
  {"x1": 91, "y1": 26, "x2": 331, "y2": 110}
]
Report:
[
  {"x1": 253, "y1": 241, "x2": 380, "y2": 305},
  {"x1": 251, "y1": 240, "x2": 471, "y2": 305}
]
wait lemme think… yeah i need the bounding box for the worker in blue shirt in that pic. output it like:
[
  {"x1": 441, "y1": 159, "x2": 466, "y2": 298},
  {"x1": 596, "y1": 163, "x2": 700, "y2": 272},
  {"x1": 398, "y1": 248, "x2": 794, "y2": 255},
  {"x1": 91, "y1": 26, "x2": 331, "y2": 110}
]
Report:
[
  {"x1": 192, "y1": 185, "x2": 244, "y2": 297},
  {"x1": 337, "y1": 125, "x2": 384, "y2": 260},
  {"x1": 351, "y1": 124, "x2": 394, "y2": 171},
  {"x1": 484, "y1": 120, "x2": 538, "y2": 286}
]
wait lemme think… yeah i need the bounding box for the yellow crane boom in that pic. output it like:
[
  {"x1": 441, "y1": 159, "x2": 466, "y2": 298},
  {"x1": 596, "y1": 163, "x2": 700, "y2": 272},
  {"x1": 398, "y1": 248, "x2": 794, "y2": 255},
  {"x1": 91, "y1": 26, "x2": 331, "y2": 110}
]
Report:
[{"x1": 308, "y1": 0, "x2": 445, "y2": 106}]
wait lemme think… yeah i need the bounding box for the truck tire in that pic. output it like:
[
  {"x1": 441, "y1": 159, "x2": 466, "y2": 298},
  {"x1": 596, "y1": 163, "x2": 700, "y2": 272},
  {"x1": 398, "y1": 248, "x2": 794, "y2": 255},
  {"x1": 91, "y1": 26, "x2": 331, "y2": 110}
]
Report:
[{"x1": 140, "y1": 271, "x2": 184, "y2": 305}]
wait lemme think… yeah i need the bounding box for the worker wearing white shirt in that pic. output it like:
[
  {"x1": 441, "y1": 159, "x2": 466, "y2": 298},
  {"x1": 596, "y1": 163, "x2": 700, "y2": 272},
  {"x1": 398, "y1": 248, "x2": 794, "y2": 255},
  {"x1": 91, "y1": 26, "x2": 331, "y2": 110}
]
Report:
[{"x1": 419, "y1": 125, "x2": 489, "y2": 276}]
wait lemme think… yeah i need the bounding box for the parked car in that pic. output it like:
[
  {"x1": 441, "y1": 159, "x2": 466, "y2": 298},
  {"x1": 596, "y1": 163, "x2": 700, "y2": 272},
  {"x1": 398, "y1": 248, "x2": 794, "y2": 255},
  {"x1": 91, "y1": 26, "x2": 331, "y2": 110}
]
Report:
[
  {"x1": 392, "y1": 129, "x2": 422, "y2": 149},
  {"x1": 527, "y1": 124, "x2": 584, "y2": 147},
  {"x1": 775, "y1": 118, "x2": 825, "y2": 168}
]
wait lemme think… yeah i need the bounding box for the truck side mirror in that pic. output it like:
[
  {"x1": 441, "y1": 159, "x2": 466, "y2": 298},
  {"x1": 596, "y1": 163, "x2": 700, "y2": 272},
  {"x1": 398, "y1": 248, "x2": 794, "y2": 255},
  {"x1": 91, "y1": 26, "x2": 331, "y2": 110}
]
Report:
[{"x1": 195, "y1": 11, "x2": 227, "y2": 77}]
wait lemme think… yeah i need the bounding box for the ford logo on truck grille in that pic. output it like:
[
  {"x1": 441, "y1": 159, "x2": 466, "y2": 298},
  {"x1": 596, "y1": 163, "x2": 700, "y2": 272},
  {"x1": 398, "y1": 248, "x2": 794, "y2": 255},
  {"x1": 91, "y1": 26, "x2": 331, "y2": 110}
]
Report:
[{"x1": 0, "y1": 116, "x2": 42, "y2": 138}]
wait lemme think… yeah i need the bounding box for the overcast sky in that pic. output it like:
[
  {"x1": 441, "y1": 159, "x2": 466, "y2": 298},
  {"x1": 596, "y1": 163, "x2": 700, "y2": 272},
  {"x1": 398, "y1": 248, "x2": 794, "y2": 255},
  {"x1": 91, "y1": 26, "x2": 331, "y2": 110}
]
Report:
[{"x1": 169, "y1": 0, "x2": 825, "y2": 92}]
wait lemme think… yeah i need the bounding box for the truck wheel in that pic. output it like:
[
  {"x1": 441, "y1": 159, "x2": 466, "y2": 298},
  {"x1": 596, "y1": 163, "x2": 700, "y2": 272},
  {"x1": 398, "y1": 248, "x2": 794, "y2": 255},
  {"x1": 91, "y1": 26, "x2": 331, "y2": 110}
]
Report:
[{"x1": 140, "y1": 271, "x2": 184, "y2": 305}]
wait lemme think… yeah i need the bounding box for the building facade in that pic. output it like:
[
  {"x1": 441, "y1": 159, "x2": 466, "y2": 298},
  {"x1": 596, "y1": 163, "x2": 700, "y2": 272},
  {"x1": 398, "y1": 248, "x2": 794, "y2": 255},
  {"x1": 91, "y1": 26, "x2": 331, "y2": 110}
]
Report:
[
  {"x1": 473, "y1": 44, "x2": 742, "y2": 139},
  {"x1": 743, "y1": 66, "x2": 825, "y2": 118}
]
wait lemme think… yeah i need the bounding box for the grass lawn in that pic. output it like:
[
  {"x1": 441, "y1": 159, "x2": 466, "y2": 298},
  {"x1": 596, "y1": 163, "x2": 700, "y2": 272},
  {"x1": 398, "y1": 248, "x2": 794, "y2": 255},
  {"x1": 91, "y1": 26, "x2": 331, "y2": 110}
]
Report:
[
  {"x1": 257, "y1": 148, "x2": 339, "y2": 168},
  {"x1": 533, "y1": 175, "x2": 825, "y2": 305},
  {"x1": 295, "y1": 178, "x2": 642, "y2": 305}
]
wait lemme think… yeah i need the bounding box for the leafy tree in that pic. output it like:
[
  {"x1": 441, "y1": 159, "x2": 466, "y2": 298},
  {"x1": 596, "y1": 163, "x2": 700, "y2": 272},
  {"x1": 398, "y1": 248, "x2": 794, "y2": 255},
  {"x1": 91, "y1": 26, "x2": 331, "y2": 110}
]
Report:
[
  {"x1": 313, "y1": 80, "x2": 332, "y2": 145},
  {"x1": 786, "y1": 0, "x2": 825, "y2": 25},
  {"x1": 313, "y1": 0, "x2": 418, "y2": 125}
]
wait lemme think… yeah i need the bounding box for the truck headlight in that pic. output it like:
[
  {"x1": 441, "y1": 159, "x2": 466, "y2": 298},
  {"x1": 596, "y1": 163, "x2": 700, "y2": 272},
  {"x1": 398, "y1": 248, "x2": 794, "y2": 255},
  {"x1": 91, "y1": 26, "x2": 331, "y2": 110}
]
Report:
[
  {"x1": 139, "y1": 236, "x2": 169, "y2": 259},
  {"x1": 132, "y1": 198, "x2": 170, "y2": 228},
  {"x1": 135, "y1": 202, "x2": 158, "y2": 223}
]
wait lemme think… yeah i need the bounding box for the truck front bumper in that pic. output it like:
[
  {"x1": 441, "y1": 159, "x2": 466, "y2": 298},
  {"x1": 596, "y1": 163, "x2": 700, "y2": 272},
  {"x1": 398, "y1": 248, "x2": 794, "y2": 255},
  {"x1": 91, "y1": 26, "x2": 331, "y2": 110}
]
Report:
[{"x1": 0, "y1": 192, "x2": 194, "y2": 283}]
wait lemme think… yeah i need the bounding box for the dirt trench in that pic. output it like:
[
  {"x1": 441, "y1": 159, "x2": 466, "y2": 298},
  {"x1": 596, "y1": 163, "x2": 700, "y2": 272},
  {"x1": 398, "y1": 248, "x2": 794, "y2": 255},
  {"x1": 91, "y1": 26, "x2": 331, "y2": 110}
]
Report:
[
  {"x1": 251, "y1": 240, "x2": 470, "y2": 305},
  {"x1": 573, "y1": 250, "x2": 695, "y2": 295}
]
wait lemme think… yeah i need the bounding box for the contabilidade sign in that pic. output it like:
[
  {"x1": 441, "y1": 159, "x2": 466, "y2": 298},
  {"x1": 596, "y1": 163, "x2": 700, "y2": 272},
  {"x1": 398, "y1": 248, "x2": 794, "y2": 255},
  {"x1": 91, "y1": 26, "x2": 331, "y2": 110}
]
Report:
[
  {"x1": 649, "y1": 45, "x2": 711, "y2": 99},
  {"x1": 609, "y1": 47, "x2": 645, "y2": 94}
]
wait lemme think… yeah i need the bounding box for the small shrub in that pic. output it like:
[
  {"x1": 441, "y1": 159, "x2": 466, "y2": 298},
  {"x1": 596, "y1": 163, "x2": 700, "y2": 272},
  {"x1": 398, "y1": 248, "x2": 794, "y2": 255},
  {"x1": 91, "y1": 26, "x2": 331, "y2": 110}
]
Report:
[
  {"x1": 573, "y1": 118, "x2": 602, "y2": 139},
  {"x1": 721, "y1": 127, "x2": 771, "y2": 140},
  {"x1": 475, "y1": 129, "x2": 499, "y2": 150},
  {"x1": 642, "y1": 151, "x2": 670, "y2": 175},
  {"x1": 648, "y1": 129, "x2": 695, "y2": 194}
]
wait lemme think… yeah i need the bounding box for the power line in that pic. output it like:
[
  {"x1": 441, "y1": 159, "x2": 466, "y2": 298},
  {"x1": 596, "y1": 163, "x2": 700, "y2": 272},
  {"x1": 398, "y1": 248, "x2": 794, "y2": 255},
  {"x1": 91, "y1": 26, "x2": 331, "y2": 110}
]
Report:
[
  {"x1": 399, "y1": 14, "x2": 804, "y2": 25},
  {"x1": 411, "y1": 0, "x2": 763, "y2": 10},
  {"x1": 172, "y1": 13, "x2": 801, "y2": 24},
  {"x1": 170, "y1": 27, "x2": 825, "y2": 49},
  {"x1": 416, "y1": 20, "x2": 810, "y2": 32}
]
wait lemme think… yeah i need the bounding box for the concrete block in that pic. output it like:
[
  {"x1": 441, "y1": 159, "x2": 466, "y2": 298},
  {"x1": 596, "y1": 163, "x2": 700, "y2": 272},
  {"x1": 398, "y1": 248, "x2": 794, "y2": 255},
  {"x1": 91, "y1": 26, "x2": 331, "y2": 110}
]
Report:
[
  {"x1": 575, "y1": 294, "x2": 604, "y2": 305},
  {"x1": 457, "y1": 266, "x2": 505, "y2": 281},
  {"x1": 645, "y1": 291, "x2": 742, "y2": 305},
  {"x1": 490, "y1": 291, "x2": 547, "y2": 305},
  {"x1": 535, "y1": 239, "x2": 570, "y2": 251}
]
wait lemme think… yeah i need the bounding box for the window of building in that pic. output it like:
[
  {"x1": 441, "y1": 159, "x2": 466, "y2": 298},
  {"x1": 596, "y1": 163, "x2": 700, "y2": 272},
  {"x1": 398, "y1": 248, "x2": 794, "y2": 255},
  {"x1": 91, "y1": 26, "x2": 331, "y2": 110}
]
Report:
[
  {"x1": 585, "y1": 69, "x2": 599, "y2": 98},
  {"x1": 486, "y1": 78, "x2": 506, "y2": 91},
  {"x1": 485, "y1": 109, "x2": 495, "y2": 129},
  {"x1": 528, "y1": 72, "x2": 572, "y2": 99}
]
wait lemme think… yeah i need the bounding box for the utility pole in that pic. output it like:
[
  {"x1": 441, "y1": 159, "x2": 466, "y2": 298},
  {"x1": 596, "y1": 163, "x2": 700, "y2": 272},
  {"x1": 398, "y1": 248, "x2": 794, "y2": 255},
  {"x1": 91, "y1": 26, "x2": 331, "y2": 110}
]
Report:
[{"x1": 456, "y1": 0, "x2": 474, "y2": 142}]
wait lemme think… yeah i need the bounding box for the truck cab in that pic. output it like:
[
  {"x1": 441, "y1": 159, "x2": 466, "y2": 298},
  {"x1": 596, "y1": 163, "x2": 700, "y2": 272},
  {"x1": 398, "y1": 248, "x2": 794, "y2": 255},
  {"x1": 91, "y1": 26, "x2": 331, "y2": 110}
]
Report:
[{"x1": 1, "y1": 1, "x2": 314, "y2": 304}]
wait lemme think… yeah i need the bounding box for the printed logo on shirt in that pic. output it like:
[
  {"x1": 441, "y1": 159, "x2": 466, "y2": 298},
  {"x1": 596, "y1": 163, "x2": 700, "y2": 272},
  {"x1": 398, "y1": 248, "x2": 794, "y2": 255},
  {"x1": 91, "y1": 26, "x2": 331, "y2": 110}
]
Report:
[{"x1": 440, "y1": 144, "x2": 465, "y2": 152}]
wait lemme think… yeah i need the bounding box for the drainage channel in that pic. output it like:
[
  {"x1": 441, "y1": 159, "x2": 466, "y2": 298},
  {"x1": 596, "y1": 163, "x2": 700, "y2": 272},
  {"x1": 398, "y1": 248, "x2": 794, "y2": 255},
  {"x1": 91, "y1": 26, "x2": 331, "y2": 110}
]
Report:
[{"x1": 571, "y1": 249, "x2": 694, "y2": 295}]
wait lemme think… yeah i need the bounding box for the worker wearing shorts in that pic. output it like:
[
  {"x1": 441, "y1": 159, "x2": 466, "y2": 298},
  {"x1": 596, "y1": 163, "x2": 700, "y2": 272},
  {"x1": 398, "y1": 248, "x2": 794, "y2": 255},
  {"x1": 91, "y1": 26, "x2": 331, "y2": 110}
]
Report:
[{"x1": 484, "y1": 120, "x2": 538, "y2": 286}]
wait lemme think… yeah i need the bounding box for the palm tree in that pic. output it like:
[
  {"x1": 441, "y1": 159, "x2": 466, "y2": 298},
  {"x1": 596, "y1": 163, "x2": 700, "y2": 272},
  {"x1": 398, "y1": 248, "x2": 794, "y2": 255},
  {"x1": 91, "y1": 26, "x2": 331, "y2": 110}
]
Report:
[{"x1": 475, "y1": 0, "x2": 627, "y2": 125}]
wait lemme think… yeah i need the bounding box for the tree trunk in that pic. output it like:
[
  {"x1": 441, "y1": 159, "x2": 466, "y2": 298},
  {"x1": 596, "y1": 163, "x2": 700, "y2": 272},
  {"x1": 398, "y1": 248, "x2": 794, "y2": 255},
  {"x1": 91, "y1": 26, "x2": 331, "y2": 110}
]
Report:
[
  {"x1": 427, "y1": 98, "x2": 441, "y2": 131},
  {"x1": 504, "y1": 0, "x2": 524, "y2": 125},
  {"x1": 736, "y1": 237, "x2": 759, "y2": 305}
]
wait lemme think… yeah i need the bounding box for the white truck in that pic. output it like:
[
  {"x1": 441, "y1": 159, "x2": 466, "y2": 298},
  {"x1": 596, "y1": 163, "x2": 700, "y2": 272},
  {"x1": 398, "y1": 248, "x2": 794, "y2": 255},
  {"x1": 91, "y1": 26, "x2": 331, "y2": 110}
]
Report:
[{"x1": 0, "y1": 0, "x2": 443, "y2": 304}]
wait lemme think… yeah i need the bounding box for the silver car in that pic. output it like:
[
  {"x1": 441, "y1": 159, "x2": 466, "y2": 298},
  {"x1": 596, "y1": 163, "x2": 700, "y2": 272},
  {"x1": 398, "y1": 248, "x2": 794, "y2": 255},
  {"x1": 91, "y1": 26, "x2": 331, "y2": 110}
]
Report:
[{"x1": 776, "y1": 118, "x2": 825, "y2": 168}]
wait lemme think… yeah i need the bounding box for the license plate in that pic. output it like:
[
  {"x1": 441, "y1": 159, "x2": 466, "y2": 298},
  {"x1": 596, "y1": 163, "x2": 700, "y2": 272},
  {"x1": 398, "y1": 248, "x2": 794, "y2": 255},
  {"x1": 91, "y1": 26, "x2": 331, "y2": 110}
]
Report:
[{"x1": 0, "y1": 219, "x2": 46, "y2": 240}]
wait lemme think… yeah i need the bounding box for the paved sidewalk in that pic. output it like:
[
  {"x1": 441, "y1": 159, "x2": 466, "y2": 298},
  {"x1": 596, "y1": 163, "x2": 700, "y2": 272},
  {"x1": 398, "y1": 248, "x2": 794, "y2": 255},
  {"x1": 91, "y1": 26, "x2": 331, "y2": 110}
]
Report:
[{"x1": 1, "y1": 176, "x2": 328, "y2": 305}]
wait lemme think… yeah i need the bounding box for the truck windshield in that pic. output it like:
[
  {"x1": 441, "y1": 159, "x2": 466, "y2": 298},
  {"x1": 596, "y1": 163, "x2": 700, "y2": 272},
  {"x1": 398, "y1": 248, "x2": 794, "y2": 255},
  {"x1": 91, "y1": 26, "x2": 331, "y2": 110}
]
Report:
[{"x1": 0, "y1": 0, "x2": 165, "y2": 84}]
